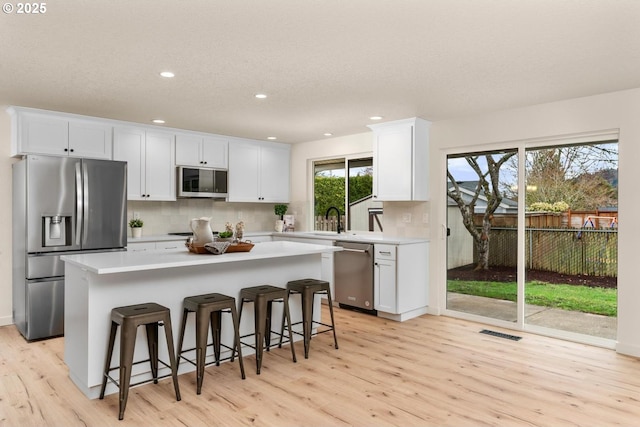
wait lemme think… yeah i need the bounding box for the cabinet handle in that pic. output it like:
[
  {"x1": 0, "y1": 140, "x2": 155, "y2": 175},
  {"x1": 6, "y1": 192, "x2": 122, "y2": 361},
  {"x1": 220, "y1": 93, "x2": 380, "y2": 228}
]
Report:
[
  {"x1": 379, "y1": 251, "x2": 392, "y2": 255},
  {"x1": 70, "y1": 148, "x2": 74, "y2": 152},
  {"x1": 64, "y1": 148, "x2": 68, "y2": 152}
]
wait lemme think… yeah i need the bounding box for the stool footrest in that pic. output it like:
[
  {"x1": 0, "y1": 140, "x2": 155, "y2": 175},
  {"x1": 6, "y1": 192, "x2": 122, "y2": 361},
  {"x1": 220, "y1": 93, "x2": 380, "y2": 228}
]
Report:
[
  {"x1": 179, "y1": 342, "x2": 238, "y2": 367},
  {"x1": 103, "y1": 357, "x2": 174, "y2": 389}
]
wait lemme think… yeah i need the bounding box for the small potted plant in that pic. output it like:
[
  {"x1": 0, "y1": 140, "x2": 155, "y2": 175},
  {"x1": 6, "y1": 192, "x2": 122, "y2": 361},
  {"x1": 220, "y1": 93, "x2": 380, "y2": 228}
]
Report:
[
  {"x1": 217, "y1": 222, "x2": 234, "y2": 242},
  {"x1": 129, "y1": 218, "x2": 143, "y2": 238},
  {"x1": 274, "y1": 204, "x2": 288, "y2": 232}
]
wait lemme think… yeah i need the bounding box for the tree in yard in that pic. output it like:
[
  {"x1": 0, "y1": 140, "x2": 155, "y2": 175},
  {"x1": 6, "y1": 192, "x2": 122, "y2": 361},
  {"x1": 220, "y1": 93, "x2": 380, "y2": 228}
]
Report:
[
  {"x1": 448, "y1": 152, "x2": 516, "y2": 270},
  {"x1": 504, "y1": 144, "x2": 618, "y2": 210}
]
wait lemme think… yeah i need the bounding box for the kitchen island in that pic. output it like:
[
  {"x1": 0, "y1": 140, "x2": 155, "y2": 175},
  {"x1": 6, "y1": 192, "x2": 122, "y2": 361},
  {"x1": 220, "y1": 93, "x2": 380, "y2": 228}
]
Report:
[{"x1": 61, "y1": 241, "x2": 341, "y2": 399}]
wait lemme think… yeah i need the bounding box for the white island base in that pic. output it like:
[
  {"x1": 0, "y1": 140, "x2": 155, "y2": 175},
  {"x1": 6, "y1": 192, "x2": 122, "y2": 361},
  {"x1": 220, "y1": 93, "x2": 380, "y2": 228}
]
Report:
[{"x1": 62, "y1": 241, "x2": 340, "y2": 399}]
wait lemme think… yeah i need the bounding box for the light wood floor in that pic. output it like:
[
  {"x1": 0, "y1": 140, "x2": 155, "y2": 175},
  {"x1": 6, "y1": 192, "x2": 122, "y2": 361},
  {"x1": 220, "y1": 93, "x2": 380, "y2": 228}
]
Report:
[{"x1": 2, "y1": 306, "x2": 640, "y2": 427}]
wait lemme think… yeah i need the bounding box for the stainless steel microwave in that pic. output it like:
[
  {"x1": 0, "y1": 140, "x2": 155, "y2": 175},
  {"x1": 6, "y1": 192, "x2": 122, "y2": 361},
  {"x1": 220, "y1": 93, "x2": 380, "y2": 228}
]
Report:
[{"x1": 177, "y1": 166, "x2": 228, "y2": 199}]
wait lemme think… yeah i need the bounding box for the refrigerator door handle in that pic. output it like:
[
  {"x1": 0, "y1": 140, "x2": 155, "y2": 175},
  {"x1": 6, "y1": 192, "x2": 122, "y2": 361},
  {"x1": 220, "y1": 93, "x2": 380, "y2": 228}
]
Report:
[
  {"x1": 75, "y1": 162, "x2": 83, "y2": 246},
  {"x1": 82, "y1": 162, "x2": 89, "y2": 245}
]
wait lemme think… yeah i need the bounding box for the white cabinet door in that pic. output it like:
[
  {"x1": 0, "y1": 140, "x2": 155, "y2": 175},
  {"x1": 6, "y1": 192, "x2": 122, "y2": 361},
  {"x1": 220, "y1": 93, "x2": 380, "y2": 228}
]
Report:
[
  {"x1": 369, "y1": 117, "x2": 430, "y2": 201},
  {"x1": 374, "y1": 258, "x2": 397, "y2": 313},
  {"x1": 113, "y1": 127, "x2": 145, "y2": 200},
  {"x1": 228, "y1": 141, "x2": 290, "y2": 202},
  {"x1": 155, "y1": 240, "x2": 183, "y2": 250},
  {"x1": 228, "y1": 142, "x2": 260, "y2": 201},
  {"x1": 176, "y1": 134, "x2": 228, "y2": 168},
  {"x1": 127, "y1": 242, "x2": 156, "y2": 252},
  {"x1": 68, "y1": 119, "x2": 112, "y2": 159},
  {"x1": 374, "y1": 125, "x2": 413, "y2": 201},
  {"x1": 259, "y1": 144, "x2": 290, "y2": 202},
  {"x1": 374, "y1": 244, "x2": 398, "y2": 312},
  {"x1": 19, "y1": 113, "x2": 69, "y2": 156},
  {"x1": 13, "y1": 110, "x2": 112, "y2": 159},
  {"x1": 201, "y1": 136, "x2": 228, "y2": 168},
  {"x1": 114, "y1": 127, "x2": 175, "y2": 201},
  {"x1": 175, "y1": 133, "x2": 202, "y2": 166},
  {"x1": 145, "y1": 131, "x2": 175, "y2": 201}
]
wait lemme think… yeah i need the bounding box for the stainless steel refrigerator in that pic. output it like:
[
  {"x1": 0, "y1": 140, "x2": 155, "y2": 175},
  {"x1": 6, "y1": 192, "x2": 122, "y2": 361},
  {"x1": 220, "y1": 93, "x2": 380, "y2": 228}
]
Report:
[{"x1": 12, "y1": 155, "x2": 127, "y2": 341}]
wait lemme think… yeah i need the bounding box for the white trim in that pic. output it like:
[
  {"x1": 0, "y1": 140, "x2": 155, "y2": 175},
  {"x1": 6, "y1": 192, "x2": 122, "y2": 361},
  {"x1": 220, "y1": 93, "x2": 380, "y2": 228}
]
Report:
[
  {"x1": 440, "y1": 129, "x2": 619, "y2": 347},
  {"x1": 0, "y1": 315, "x2": 13, "y2": 327}
]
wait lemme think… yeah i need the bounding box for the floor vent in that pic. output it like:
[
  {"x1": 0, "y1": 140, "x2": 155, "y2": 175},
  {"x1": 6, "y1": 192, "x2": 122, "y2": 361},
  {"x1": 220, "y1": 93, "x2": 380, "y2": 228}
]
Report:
[{"x1": 479, "y1": 329, "x2": 522, "y2": 341}]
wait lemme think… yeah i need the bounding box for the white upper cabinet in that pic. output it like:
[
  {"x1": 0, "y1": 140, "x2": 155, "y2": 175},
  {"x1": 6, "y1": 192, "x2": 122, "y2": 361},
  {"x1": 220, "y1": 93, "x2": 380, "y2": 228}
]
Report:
[
  {"x1": 368, "y1": 117, "x2": 430, "y2": 201},
  {"x1": 175, "y1": 133, "x2": 228, "y2": 168},
  {"x1": 8, "y1": 107, "x2": 112, "y2": 159},
  {"x1": 113, "y1": 126, "x2": 176, "y2": 201},
  {"x1": 228, "y1": 140, "x2": 290, "y2": 203}
]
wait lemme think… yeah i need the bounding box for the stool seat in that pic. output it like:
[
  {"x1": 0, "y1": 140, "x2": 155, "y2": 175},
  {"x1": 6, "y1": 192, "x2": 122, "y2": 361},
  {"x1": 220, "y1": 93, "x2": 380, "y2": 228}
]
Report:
[
  {"x1": 280, "y1": 278, "x2": 338, "y2": 358},
  {"x1": 177, "y1": 293, "x2": 245, "y2": 395},
  {"x1": 99, "y1": 302, "x2": 181, "y2": 420},
  {"x1": 238, "y1": 285, "x2": 297, "y2": 374}
]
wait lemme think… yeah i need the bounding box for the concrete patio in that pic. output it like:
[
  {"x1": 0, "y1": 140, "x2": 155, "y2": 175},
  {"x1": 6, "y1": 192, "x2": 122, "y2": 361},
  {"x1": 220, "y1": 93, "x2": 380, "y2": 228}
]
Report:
[{"x1": 447, "y1": 293, "x2": 617, "y2": 340}]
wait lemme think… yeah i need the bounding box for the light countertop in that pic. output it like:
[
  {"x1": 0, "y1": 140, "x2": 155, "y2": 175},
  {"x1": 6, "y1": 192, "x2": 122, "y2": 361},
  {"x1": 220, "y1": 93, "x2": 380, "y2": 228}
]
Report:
[
  {"x1": 272, "y1": 231, "x2": 429, "y2": 245},
  {"x1": 129, "y1": 231, "x2": 428, "y2": 246},
  {"x1": 62, "y1": 241, "x2": 341, "y2": 275}
]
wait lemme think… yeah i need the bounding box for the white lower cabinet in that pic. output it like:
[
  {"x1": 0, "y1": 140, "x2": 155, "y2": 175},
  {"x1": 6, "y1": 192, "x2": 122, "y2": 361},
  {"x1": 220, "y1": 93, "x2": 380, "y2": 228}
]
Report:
[
  {"x1": 127, "y1": 242, "x2": 156, "y2": 252},
  {"x1": 374, "y1": 242, "x2": 429, "y2": 321},
  {"x1": 127, "y1": 240, "x2": 184, "y2": 251}
]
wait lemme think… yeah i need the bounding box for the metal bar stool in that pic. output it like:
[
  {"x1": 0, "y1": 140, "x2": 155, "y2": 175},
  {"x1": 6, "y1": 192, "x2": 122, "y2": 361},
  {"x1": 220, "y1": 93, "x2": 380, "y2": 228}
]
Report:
[
  {"x1": 237, "y1": 285, "x2": 297, "y2": 374},
  {"x1": 99, "y1": 302, "x2": 181, "y2": 420},
  {"x1": 278, "y1": 278, "x2": 339, "y2": 358},
  {"x1": 176, "y1": 293, "x2": 246, "y2": 394}
]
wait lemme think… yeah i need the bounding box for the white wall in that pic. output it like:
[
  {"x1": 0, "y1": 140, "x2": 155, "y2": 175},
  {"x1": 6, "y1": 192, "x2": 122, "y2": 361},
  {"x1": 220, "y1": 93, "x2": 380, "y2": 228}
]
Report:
[
  {"x1": 289, "y1": 132, "x2": 371, "y2": 231},
  {"x1": 290, "y1": 132, "x2": 430, "y2": 238},
  {"x1": 0, "y1": 107, "x2": 14, "y2": 326},
  {"x1": 429, "y1": 88, "x2": 640, "y2": 357}
]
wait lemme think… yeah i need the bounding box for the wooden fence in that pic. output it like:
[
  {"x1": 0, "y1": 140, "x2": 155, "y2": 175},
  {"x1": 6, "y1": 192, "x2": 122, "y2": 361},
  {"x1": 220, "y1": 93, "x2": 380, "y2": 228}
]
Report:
[
  {"x1": 476, "y1": 209, "x2": 618, "y2": 229},
  {"x1": 315, "y1": 216, "x2": 346, "y2": 232},
  {"x1": 474, "y1": 228, "x2": 618, "y2": 277}
]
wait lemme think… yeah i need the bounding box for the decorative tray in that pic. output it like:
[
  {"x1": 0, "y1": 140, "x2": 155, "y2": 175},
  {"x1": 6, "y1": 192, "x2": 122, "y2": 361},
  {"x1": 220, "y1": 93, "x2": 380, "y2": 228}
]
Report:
[
  {"x1": 186, "y1": 241, "x2": 254, "y2": 255},
  {"x1": 224, "y1": 242, "x2": 255, "y2": 253}
]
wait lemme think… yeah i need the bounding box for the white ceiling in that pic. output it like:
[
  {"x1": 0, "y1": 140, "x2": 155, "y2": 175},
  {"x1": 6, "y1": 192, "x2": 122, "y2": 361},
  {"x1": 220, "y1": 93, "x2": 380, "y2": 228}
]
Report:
[{"x1": 2, "y1": 0, "x2": 640, "y2": 143}]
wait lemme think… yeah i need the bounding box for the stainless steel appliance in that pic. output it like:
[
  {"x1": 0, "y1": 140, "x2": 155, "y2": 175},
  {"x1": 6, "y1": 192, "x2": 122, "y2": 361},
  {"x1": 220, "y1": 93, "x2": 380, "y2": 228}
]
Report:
[
  {"x1": 334, "y1": 241, "x2": 376, "y2": 314},
  {"x1": 12, "y1": 155, "x2": 127, "y2": 341},
  {"x1": 177, "y1": 166, "x2": 228, "y2": 199}
]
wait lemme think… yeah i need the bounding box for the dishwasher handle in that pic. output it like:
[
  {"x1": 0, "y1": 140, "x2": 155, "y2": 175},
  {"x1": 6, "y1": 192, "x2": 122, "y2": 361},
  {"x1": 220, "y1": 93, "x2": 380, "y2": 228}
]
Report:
[
  {"x1": 335, "y1": 242, "x2": 373, "y2": 254},
  {"x1": 341, "y1": 247, "x2": 369, "y2": 253}
]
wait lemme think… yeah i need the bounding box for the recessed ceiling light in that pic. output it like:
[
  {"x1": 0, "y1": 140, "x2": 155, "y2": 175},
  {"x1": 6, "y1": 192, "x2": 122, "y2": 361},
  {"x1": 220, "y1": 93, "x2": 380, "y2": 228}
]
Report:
[
  {"x1": 255, "y1": 93, "x2": 267, "y2": 99},
  {"x1": 160, "y1": 71, "x2": 175, "y2": 78},
  {"x1": 267, "y1": 136, "x2": 277, "y2": 140},
  {"x1": 152, "y1": 119, "x2": 166, "y2": 124},
  {"x1": 324, "y1": 133, "x2": 333, "y2": 137},
  {"x1": 369, "y1": 116, "x2": 383, "y2": 121}
]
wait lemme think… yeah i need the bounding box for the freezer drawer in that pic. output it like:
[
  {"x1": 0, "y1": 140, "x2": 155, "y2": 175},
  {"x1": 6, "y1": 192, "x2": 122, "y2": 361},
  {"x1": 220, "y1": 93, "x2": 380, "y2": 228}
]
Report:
[
  {"x1": 22, "y1": 279, "x2": 65, "y2": 341},
  {"x1": 26, "y1": 254, "x2": 65, "y2": 279}
]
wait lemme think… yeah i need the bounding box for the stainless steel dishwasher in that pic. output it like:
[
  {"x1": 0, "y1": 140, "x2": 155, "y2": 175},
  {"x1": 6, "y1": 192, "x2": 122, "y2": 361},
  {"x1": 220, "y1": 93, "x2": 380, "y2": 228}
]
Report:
[{"x1": 334, "y1": 241, "x2": 376, "y2": 314}]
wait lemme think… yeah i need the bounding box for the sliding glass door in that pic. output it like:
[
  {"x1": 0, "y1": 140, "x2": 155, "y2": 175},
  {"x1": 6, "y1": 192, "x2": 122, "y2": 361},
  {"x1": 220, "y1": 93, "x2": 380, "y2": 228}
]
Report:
[
  {"x1": 445, "y1": 140, "x2": 618, "y2": 341},
  {"x1": 446, "y1": 149, "x2": 518, "y2": 323}
]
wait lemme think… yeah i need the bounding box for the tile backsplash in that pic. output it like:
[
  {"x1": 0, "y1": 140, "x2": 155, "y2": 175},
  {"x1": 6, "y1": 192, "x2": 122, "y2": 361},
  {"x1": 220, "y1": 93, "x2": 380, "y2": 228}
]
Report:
[
  {"x1": 127, "y1": 200, "x2": 278, "y2": 235},
  {"x1": 127, "y1": 199, "x2": 430, "y2": 239}
]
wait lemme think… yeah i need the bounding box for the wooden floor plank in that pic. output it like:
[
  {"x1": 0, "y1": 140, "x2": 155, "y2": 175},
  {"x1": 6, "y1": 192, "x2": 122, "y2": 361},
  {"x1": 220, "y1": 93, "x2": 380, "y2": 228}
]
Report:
[{"x1": 2, "y1": 306, "x2": 640, "y2": 426}]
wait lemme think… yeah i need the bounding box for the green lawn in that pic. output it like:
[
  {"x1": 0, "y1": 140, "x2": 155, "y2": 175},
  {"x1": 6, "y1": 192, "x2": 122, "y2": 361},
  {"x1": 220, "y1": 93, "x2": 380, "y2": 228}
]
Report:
[{"x1": 447, "y1": 280, "x2": 617, "y2": 316}]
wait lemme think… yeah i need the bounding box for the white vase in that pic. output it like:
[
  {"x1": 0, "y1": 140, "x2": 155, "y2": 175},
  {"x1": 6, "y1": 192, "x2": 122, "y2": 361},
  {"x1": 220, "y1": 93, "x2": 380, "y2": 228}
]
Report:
[
  {"x1": 131, "y1": 227, "x2": 142, "y2": 238},
  {"x1": 275, "y1": 220, "x2": 284, "y2": 232}
]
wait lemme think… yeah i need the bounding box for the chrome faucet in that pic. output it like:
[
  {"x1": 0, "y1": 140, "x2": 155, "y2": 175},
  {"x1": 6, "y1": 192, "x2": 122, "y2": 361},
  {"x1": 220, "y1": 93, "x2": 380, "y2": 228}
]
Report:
[{"x1": 325, "y1": 206, "x2": 342, "y2": 234}]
